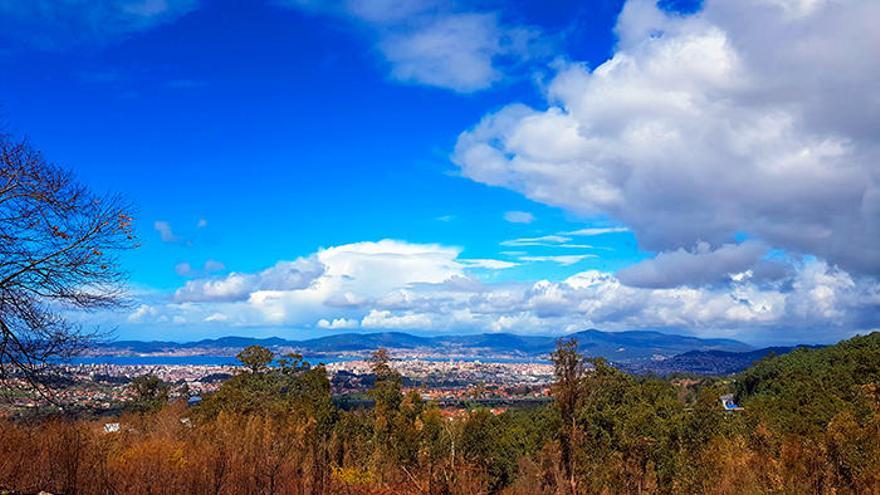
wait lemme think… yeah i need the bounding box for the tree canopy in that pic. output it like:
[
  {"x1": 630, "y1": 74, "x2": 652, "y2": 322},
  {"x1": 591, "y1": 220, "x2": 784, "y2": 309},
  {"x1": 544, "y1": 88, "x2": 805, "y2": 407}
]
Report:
[{"x1": 2, "y1": 336, "x2": 879, "y2": 494}]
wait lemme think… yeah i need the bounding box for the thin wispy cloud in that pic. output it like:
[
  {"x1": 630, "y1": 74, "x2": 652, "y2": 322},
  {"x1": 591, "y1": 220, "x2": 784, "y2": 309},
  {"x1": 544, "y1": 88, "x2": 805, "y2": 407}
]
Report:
[
  {"x1": 503, "y1": 211, "x2": 535, "y2": 224},
  {"x1": 154, "y1": 220, "x2": 178, "y2": 243},
  {"x1": 500, "y1": 234, "x2": 595, "y2": 250},
  {"x1": 519, "y1": 254, "x2": 597, "y2": 266},
  {"x1": 0, "y1": 0, "x2": 198, "y2": 49},
  {"x1": 565, "y1": 227, "x2": 629, "y2": 236},
  {"x1": 175, "y1": 260, "x2": 226, "y2": 278},
  {"x1": 461, "y1": 258, "x2": 519, "y2": 270},
  {"x1": 500, "y1": 235, "x2": 571, "y2": 247},
  {"x1": 281, "y1": 0, "x2": 543, "y2": 92}
]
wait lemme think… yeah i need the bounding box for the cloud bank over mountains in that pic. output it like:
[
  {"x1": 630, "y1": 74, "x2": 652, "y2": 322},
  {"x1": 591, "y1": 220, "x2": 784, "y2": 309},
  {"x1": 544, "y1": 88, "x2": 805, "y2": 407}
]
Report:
[
  {"x1": 454, "y1": 0, "x2": 880, "y2": 277},
  {"x1": 125, "y1": 239, "x2": 879, "y2": 344}
]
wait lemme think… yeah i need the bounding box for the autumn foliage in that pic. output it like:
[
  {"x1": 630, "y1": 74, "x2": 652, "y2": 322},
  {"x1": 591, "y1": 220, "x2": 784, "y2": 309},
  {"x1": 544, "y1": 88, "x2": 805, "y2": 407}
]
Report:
[{"x1": 1, "y1": 335, "x2": 880, "y2": 494}]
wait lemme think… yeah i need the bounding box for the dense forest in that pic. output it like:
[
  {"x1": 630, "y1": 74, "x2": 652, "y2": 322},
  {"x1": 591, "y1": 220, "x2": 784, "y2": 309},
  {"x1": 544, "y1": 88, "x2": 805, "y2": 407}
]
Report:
[{"x1": 1, "y1": 333, "x2": 879, "y2": 495}]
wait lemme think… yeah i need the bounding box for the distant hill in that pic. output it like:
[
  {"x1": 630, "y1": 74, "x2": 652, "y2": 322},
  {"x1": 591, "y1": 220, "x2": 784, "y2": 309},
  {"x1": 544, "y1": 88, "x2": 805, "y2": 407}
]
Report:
[
  {"x1": 94, "y1": 329, "x2": 752, "y2": 363},
  {"x1": 735, "y1": 332, "x2": 880, "y2": 435},
  {"x1": 566, "y1": 329, "x2": 750, "y2": 361},
  {"x1": 623, "y1": 346, "x2": 814, "y2": 375}
]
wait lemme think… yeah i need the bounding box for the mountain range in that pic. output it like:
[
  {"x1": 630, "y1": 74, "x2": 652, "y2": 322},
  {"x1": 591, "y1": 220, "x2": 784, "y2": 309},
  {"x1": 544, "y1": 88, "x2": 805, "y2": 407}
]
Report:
[
  {"x1": 88, "y1": 329, "x2": 819, "y2": 375},
  {"x1": 621, "y1": 346, "x2": 817, "y2": 375},
  {"x1": 96, "y1": 329, "x2": 753, "y2": 363}
]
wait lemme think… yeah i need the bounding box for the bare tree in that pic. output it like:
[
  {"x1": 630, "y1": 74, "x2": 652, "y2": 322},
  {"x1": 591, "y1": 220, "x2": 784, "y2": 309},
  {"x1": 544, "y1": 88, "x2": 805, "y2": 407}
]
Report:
[{"x1": 0, "y1": 132, "x2": 136, "y2": 399}]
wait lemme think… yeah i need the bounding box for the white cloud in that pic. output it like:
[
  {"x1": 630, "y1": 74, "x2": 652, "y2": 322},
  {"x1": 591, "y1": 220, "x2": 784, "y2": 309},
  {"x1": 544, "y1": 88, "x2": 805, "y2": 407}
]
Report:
[
  {"x1": 175, "y1": 273, "x2": 254, "y2": 302},
  {"x1": 0, "y1": 0, "x2": 198, "y2": 49},
  {"x1": 204, "y1": 259, "x2": 225, "y2": 272},
  {"x1": 460, "y1": 258, "x2": 519, "y2": 270},
  {"x1": 281, "y1": 1, "x2": 540, "y2": 92},
  {"x1": 500, "y1": 234, "x2": 594, "y2": 250},
  {"x1": 361, "y1": 309, "x2": 433, "y2": 329},
  {"x1": 175, "y1": 262, "x2": 193, "y2": 277},
  {"x1": 175, "y1": 257, "x2": 324, "y2": 302},
  {"x1": 317, "y1": 317, "x2": 360, "y2": 330},
  {"x1": 341, "y1": 0, "x2": 440, "y2": 23},
  {"x1": 617, "y1": 241, "x2": 769, "y2": 288},
  {"x1": 379, "y1": 13, "x2": 506, "y2": 92},
  {"x1": 121, "y1": 239, "x2": 880, "y2": 343},
  {"x1": 503, "y1": 210, "x2": 535, "y2": 224},
  {"x1": 501, "y1": 235, "x2": 571, "y2": 247},
  {"x1": 127, "y1": 304, "x2": 158, "y2": 322},
  {"x1": 565, "y1": 227, "x2": 629, "y2": 236},
  {"x1": 205, "y1": 312, "x2": 229, "y2": 323},
  {"x1": 453, "y1": 0, "x2": 880, "y2": 277},
  {"x1": 153, "y1": 220, "x2": 178, "y2": 243},
  {"x1": 173, "y1": 240, "x2": 463, "y2": 323},
  {"x1": 519, "y1": 254, "x2": 597, "y2": 266},
  {"x1": 176, "y1": 259, "x2": 226, "y2": 278}
]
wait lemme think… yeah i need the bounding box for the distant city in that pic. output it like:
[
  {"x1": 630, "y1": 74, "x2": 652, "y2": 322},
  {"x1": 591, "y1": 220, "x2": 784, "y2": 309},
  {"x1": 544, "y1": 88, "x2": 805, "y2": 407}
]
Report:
[{"x1": 2, "y1": 328, "x2": 813, "y2": 416}]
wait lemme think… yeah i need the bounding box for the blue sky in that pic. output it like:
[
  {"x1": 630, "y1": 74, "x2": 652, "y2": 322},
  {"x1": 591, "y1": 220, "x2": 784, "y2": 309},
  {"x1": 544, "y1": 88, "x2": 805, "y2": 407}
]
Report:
[{"x1": 1, "y1": 0, "x2": 878, "y2": 344}]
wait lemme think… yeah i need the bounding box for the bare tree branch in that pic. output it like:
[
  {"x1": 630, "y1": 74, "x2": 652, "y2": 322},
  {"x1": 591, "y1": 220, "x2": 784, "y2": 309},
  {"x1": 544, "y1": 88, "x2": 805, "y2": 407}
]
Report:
[{"x1": 0, "y1": 132, "x2": 137, "y2": 402}]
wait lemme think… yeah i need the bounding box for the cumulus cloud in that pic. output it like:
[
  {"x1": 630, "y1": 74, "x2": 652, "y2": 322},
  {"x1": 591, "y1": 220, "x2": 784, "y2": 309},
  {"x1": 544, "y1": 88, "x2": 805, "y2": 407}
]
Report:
[
  {"x1": 282, "y1": 0, "x2": 540, "y2": 92},
  {"x1": 127, "y1": 303, "x2": 158, "y2": 322},
  {"x1": 453, "y1": 0, "x2": 880, "y2": 277},
  {"x1": 504, "y1": 210, "x2": 535, "y2": 224},
  {"x1": 172, "y1": 240, "x2": 463, "y2": 325},
  {"x1": 0, "y1": 0, "x2": 198, "y2": 49},
  {"x1": 174, "y1": 273, "x2": 255, "y2": 303},
  {"x1": 361, "y1": 309, "x2": 432, "y2": 329},
  {"x1": 122, "y1": 238, "x2": 879, "y2": 343},
  {"x1": 317, "y1": 317, "x2": 359, "y2": 330},
  {"x1": 244, "y1": 240, "x2": 465, "y2": 324},
  {"x1": 204, "y1": 312, "x2": 229, "y2": 323},
  {"x1": 175, "y1": 257, "x2": 324, "y2": 302},
  {"x1": 617, "y1": 241, "x2": 769, "y2": 288}
]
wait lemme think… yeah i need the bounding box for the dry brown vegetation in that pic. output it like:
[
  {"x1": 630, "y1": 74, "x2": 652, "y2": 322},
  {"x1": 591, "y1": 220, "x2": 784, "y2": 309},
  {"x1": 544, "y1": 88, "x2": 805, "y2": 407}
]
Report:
[{"x1": 1, "y1": 335, "x2": 879, "y2": 495}]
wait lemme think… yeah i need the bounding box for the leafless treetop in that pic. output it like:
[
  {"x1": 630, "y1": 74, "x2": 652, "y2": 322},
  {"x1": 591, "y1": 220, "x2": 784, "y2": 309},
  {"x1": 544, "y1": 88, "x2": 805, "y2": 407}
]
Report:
[{"x1": 0, "y1": 133, "x2": 137, "y2": 399}]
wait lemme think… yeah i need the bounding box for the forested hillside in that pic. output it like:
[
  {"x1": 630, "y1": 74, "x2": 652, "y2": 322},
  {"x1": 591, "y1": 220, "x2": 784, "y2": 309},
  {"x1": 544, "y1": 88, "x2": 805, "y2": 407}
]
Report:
[{"x1": 1, "y1": 334, "x2": 878, "y2": 494}]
